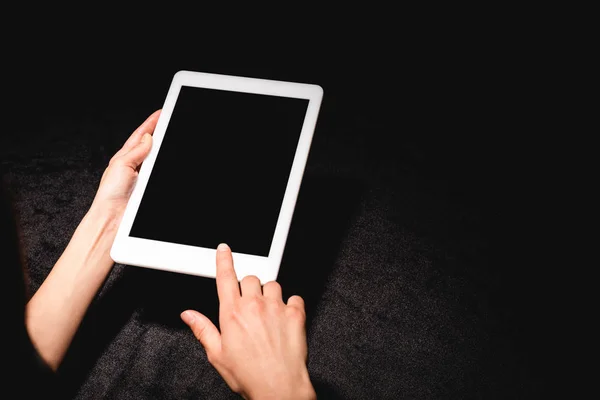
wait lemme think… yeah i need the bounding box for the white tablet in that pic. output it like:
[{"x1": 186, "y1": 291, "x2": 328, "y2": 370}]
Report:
[{"x1": 110, "y1": 70, "x2": 323, "y2": 284}]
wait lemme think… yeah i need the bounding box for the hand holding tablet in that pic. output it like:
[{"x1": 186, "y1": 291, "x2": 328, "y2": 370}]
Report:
[{"x1": 110, "y1": 70, "x2": 324, "y2": 284}]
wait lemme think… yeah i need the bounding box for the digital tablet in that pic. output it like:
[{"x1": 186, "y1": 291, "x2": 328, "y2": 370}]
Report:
[{"x1": 110, "y1": 70, "x2": 323, "y2": 284}]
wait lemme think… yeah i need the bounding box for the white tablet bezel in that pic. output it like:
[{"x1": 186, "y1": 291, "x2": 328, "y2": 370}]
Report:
[{"x1": 110, "y1": 70, "x2": 323, "y2": 284}]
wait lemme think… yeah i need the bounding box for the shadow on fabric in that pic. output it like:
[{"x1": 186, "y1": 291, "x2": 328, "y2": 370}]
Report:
[
  {"x1": 278, "y1": 174, "x2": 364, "y2": 329},
  {"x1": 56, "y1": 174, "x2": 362, "y2": 398}
]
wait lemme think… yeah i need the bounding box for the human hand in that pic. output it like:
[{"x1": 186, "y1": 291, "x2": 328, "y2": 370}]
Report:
[
  {"x1": 91, "y1": 110, "x2": 160, "y2": 218},
  {"x1": 181, "y1": 243, "x2": 316, "y2": 400}
]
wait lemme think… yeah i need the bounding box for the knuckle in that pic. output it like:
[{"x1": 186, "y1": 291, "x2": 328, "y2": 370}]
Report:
[
  {"x1": 241, "y1": 275, "x2": 260, "y2": 286},
  {"x1": 289, "y1": 295, "x2": 305, "y2": 307},
  {"x1": 290, "y1": 294, "x2": 304, "y2": 302},
  {"x1": 205, "y1": 350, "x2": 218, "y2": 366},
  {"x1": 108, "y1": 155, "x2": 121, "y2": 166},
  {"x1": 264, "y1": 281, "x2": 281, "y2": 292},
  {"x1": 287, "y1": 305, "x2": 306, "y2": 321},
  {"x1": 264, "y1": 297, "x2": 281, "y2": 313},
  {"x1": 109, "y1": 158, "x2": 127, "y2": 171},
  {"x1": 223, "y1": 309, "x2": 238, "y2": 324},
  {"x1": 194, "y1": 320, "x2": 205, "y2": 333},
  {"x1": 228, "y1": 380, "x2": 241, "y2": 394},
  {"x1": 191, "y1": 325, "x2": 205, "y2": 340},
  {"x1": 244, "y1": 296, "x2": 264, "y2": 313}
]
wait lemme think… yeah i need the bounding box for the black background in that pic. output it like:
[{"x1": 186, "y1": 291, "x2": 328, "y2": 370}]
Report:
[{"x1": 1, "y1": 11, "x2": 553, "y2": 399}]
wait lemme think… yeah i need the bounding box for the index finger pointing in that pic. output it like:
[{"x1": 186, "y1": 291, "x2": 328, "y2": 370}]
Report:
[{"x1": 215, "y1": 243, "x2": 240, "y2": 305}]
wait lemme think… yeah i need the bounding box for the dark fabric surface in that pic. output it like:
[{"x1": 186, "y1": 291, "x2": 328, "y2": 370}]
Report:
[{"x1": 1, "y1": 27, "x2": 548, "y2": 399}]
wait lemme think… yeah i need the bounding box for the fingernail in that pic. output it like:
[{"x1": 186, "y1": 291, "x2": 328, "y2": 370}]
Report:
[
  {"x1": 217, "y1": 243, "x2": 229, "y2": 252},
  {"x1": 141, "y1": 133, "x2": 151, "y2": 143},
  {"x1": 181, "y1": 311, "x2": 194, "y2": 324}
]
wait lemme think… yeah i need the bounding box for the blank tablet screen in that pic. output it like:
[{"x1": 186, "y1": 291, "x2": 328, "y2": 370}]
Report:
[{"x1": 129, "y1": 86, "x2": 310, "y2": 256}]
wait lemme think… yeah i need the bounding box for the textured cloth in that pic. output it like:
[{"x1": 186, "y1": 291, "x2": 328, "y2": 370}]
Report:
[{"x1": 1, "y1": 50, "x2": 544, "y2": 399}]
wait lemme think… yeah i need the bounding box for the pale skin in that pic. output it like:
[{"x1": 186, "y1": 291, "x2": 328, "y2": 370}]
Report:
[
  {"x1": 181, "y1": 243, "x2": 317, "y2": 400},
  {"x1": 24, "y1": 110, "x2": 315, "y2": 399},
  {"x1": 26, "y1": 109, "x2": 161, "y2": 370}
]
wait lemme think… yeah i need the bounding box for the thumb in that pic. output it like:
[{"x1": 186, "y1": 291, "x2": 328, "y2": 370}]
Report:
[
  {"x1": 122, "y1": 133, "x2": 152, "y2": 170},
  {"x1": 181, "y1": 310, "x2": 222, "y2": 356}
]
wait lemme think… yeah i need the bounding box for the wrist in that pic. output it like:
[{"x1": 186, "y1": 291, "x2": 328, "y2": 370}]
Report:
[
  {"x1": 248, "y1": 386, "x2": 316, "y2": 400},
  {"x1": 25, "y1": 199, "x2": 122, "y2": 370},
  {"x1": 294, "y1": 381, "x2": 317, "y2": 400},
  {"x1": 293, "y1": 370, "x2": 316, "y2": 400},
  {"x1": 87, "y1": 199, "x2": 127, "y2": 236},
  {"x1": 88, "y1": 199, "x2": 126, "y2": 226},
  {"x1": 72, "y1": 202, "x2": 122, "y2": 260},
  {"x1": 247, "y1": 369, "x2": 316, "y2": 400}
]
